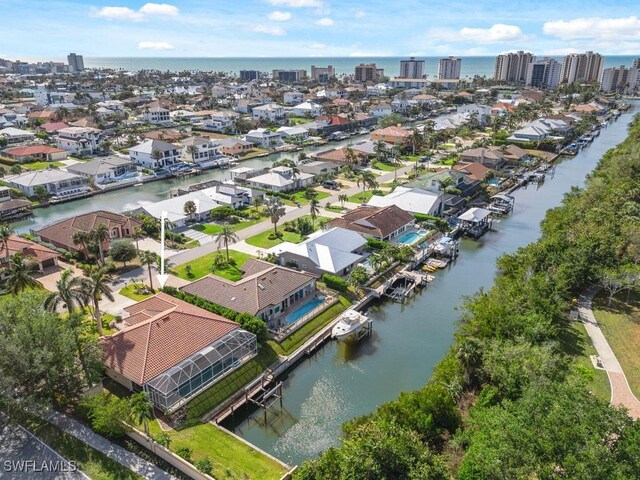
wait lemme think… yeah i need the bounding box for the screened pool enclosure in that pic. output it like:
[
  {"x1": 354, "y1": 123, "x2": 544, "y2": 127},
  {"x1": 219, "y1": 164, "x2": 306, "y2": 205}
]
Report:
[{"x1": 145, "y1": 329, "x2": 257, "y2": 410}]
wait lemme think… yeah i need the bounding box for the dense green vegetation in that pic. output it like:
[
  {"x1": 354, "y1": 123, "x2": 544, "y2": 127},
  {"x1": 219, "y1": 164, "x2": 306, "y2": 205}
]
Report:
[{"x1": 296, "y1": 116, "x2": 640, "y2": 479}]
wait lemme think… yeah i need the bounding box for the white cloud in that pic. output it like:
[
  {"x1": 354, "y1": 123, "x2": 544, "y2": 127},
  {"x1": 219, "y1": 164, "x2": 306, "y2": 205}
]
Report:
[
  {"x1": 93, "y1": 3, "x2": 179, "y2": 21},
  {"x1": 429, "y1": 23, "x2": 526, "y2": 44},
  {"x1": 308, "y1": 42, "x2": 327, "y2": 49},
  {"x1": 138, "y1": 41, "x2": 174, "y2": 50},
  {"x1": 268, "y1": 11, "x2": 292, "y2": 21},
  {"x1": 94, "y1": 6, "x2": 143, "y2": 21},
  {"x1": 315, "y1": 17, "x2": 334, "y2": 26},
  {"x1": 249, "y1": 24, "x2": 286, "y2": 36},
  {"x1": 268, "y1": 0, "x2": 323, "y2": 7},
  {"x1": 543, "y1": 16, "x2": 640, "y2": 41},
  {"x1": 139, "y1": 3, "x2": 179, "y2": 16}
]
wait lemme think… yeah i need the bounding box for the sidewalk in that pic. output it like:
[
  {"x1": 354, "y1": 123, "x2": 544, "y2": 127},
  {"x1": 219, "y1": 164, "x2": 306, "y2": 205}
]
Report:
[
  {"x1": 578, "y1": 288, "x2": 640, "y2": 419},
  {"x1": 45, "y1": 411, "x2": 176, "y2": 480}
]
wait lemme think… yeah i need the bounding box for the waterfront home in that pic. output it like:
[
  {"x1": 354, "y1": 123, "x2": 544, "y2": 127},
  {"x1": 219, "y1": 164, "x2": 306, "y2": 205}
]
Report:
[
  {"x1": 457, "y1": 207, "x2": 492, "y2": 238},
  {"x1": 182, "y1": 259, "x2": 317, "y2": 323},
  {"x1": 144, "y1": 129, "x2": 187, "y2": 142},
  {"x1": 459, "y1": 147, "x2": 506, "y2": 170},
  {"x1": 180, "y1": 136, "x2": 223, "y2": 165},
  {"x1": 274, "y1": 227, "x2": 367, "y2": 277},
  {"x1": 245, "y1": 128, "x2": 282, "y2": 148},
  {"x1": 5, "y1": 169, "x2": 89, "y2": 199},
  {"x1": 218, "y1": 138, "x2": 254, "y2": 157},
  {"x1": 276, "y1": 126, "x2": 309, "y2": 141},
  {"x1": 299, "y1": 160, "x2": 341, "y2": 176},
  {"x1": 33, "y1": 210, "x2": 142, "y2": 255},
  {"x1": 368, "y1": 186, "x2": 444, "y2": 217},
  {"x1": 245, "y1": 166, "x2": 315, "y2": 193},
  {"x1": 38, "y1": 121, "x2": 69, "y2": 134},
  {"x1": 499, "y1": 144, "x2": 531, "y2": 163},
  {"x1": 251, "y1": 103, "x2": 285, "y2": 121},
  {"x1": 2, "y1": 145, "x2": 68, "y2": 163},
  {"x1": 0, "y1": 186, "x2": 32, "y2": 221},
  {"x1": 370, "y1": 103, "x2": 393, "y2": 117},
  {"x1": 66, "y1": 155, "x2": 137, "y2": 184},
  {"x1": 452, "y1": 162, "x2": 492, "y2": 182},
  {"x1": 55, "y1": 126, "x2": 102, "y2": 156},
  {"x1": 290, "y1": 101, "x2": 322, "y2": 117},
  {"x1": 0, "y1": 127, "x2": 35, "y2": 144},
  {"x1": 457, "y1": 104, "x2": 492, "y2": 125},
  {"x1": 407, "y1": 170, "x2": 482, "y2": 198},
  {"x1": 129, "y1": 139, "x2": 181, "y2": 170},
  {"x1": 142, "y1": 106, "x2": 171, "y2": 125},
  {"x1": 508, "y1": 118, "x2": 572, "y2": 143},
  {"x1": 201, "y1": 110, "x2": 239, "y2": 132},
  {"x1": 101, "y1": 292, "x2": 257, "y2": 410},
  {"x1": 370, "y1": 125, "x2": 411, "y2": 145},
  {"x1": 0, "y1": 235, "x2": 59, "y2": 278},
  {"x1": 326, "y1": 205, "x2": 416, "y2": 241}
]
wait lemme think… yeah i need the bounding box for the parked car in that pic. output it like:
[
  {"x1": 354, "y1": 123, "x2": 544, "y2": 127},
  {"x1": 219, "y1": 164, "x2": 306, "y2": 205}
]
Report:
[{"x1": 323, "y1": 180, "x2": 340, "y2": 190}]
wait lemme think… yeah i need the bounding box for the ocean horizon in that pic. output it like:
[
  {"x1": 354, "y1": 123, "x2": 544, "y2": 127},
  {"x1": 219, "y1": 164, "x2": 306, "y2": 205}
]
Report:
[{"x1": 83, "y1": 55, "x2": 640, "y2": 79}]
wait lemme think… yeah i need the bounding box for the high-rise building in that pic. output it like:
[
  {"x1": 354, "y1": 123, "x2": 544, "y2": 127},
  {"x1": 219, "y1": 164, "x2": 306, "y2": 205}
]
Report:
[
  {"x1": 67, "y1": 53, "x2": 84, "y2": 73},
  {"x1": 632, "y1": 58, "x2": 640, "y2": 69},
  {"x1": 601, "y1": 65, "x2": 640, "y2": 94},
  {"x1": 399, "y1": 57, "x2": 424, "y2": 79},
  {"x1": 493, "y1": 51, "x2": 534, "y2": 83},
  {"x1": 437, "y1": 57, "x2": 462, "y2": 79},
  {"x1": 310, "y1": 65, "x2": 335, "y2": 82},
  {"x1": 240, "y1": 70, "x2": 260, "y2": 81},
  {"x1": 272, "y1": 69, "x2": 307, "y2": 82},
  {"x1": 526, "y1": 57, "x2": 561, "y2": 89},
  {"x1": 560, "y1": 51, "x2": 604, "y2": 84},
  {"x1": 354, "y1": 63, "x2": 384, "y2": 83}
]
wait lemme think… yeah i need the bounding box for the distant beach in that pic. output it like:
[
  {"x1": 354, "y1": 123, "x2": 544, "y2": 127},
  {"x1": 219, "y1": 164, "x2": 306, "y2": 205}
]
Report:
[{"x1": 84, "y1": 55, "x2": 640, "y2": 78}]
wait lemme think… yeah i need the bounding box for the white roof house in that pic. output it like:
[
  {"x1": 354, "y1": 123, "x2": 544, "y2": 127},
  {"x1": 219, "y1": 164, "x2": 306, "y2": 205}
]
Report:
[
  {"x1": 0, "y1": 127, "x2": 35, "y2": 143},
  {"x1": 245, "y1": 128, "x2": 282, "y2": 148},
  {"x1": 458, "y1": 207, "x2": 491, "y2": 223},
  {"x1": 290, "y1": 101, "x2": 323, "y2": 117},
  {"x1": 132, "y1": 191, "x2": 220, "y2": 228},
  {"x1": 276, "y1": 126, "x2": 309, "y2": 138},
  {"x1": 274, "y1": 227, "x2": 366, "y2": 276},
  {"x1": 245, "y1": 166, "x2": 315, "y2": 193},
  {"x1": 368, "y1": 186, "x2": 443, "y2": 216}
]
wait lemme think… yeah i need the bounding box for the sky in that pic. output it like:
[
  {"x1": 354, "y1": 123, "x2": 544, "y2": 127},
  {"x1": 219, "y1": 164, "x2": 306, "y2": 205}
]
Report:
[{"x1": 1, "y1": 0, "x2": 640, "y2": 59}]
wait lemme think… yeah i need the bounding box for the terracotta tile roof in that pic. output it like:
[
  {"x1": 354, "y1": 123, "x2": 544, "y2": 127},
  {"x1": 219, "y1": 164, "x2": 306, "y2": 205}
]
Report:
[
  {"x1": 327, "y1": 205, "x2": 415, "y2": 239},
  {"x1": 4, "y1": 145, "x2": 67, "y2": 157},
  {"x1": 101, "y1": 292, "x2": 239, "y2": 385},
  {"x1": 0, "y1": 235, "x2": 59, "y2": 266},
  {"x1": 453, "y1": 162, "x2": 491, "y2": 181},
  {"x1": 371, "y1": 125, "x2": 411, "y2": 138},
  {"x1": 144, "y1": 129, "x2": 187, "y2": 141},
  {"x1": 181, "y1": 259, "x2": 316, "y2": 316},
  {"x1": 39, "y1": 122, "x2": 69, "y2": 134},
  {"x1": 35, "y1": 210, "x2": 142, "y2": 252}
]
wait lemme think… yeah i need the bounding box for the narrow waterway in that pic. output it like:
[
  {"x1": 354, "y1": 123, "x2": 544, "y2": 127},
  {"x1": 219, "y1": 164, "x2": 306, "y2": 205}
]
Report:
[
  {"x1": 12, "y1": 133, "x2": 374, "y2": 233},
  {"x1": 228, "y1": 104, "x2": 637, "y2": 466}
]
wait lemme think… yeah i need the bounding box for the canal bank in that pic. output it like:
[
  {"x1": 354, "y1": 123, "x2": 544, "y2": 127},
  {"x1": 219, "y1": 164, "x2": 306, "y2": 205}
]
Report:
[{"x1": 227, "y1": 103, "x2": 638, "y2": 466}]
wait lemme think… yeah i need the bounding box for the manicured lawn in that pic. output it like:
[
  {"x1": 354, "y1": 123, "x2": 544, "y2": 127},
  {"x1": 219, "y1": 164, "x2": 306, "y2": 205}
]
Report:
[
  {"x1": 239, "y1": 148, "x2": 269, "y2": 159},
  {"x1": 348, "y1": 189, "x2": 383, "y2": 204},
  {"x1": 592, "y1": 288, "x2": 640, "y2": 398},
  {"x1": 568, "y1": 321, "x2": 611, "y2": 403},
  {"x1": 245, "y1": 215, "x2": 329, "y2": 249},
  {"x1": 20, "y1": 415, "x2": 142, "y2": 480},
  {"x1": 269, "y1": 296, "x2": 350, "y2": 356},
  {"x1": 184, "y1": 344, "x2": 280, "y2": 421},
  {"x1": 148, "y1": 416, "x2": 285, "y2": 480},
  {"x1": 21, "y1": 161, "x2": 64, "y2": 170},
  {"x1": 173, "y1": 250, "x2": 252, "y2": 281},
  {"x1": 372, "y1": 161, "x2": 401, "y2": 171},
  {"x1": 284, "y1": 189, "x2": 330, "y2": 206},
  {"x1": 119, "y1": 284, "x2": 153, "y2": 301},
  {"x1": 192, "y1": 218, "x2": 262, "y2": 235},
  {"x1": 288, "y1": 117, "x2": 310, "y2": 125}
]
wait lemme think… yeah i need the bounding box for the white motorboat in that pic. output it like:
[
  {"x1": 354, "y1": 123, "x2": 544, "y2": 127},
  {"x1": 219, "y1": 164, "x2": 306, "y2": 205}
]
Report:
[{"x1": 331, "y1": 309, "x2": 369, "y2": 341}]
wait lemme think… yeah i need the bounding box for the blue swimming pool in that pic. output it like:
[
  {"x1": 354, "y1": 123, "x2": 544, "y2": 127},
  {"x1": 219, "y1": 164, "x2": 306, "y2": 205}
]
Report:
[
  {"x1": 396, "y1": 230, "x2": 427, "y2": 245},
  {"x1": 284, "y1": 296, "x2": 326, "y2": 324}
]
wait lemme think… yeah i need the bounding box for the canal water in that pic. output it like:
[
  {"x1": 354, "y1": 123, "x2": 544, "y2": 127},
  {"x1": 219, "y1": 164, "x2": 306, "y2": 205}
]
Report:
[{"x1": 228, "y1": 104, "x2": 638, "y2": 466}]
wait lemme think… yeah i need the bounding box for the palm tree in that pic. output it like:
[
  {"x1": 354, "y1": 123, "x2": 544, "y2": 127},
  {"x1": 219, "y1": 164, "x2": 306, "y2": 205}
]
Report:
[
  {"x1": 373, "y1": 140, "x2": 388, "y2": 163},
  {"x1": 44, "y1": 269, "x2": 88, "y2": 312},
  {"x1": 2, "y1": 253, "x2": 40, "y2": 294},
  {"x1": 150, "y1": 150, "x2": 164, "y2": 169},
  {"x1": 0, "y1": 223, "x2": 15, "y2": 260},
  {"x1": 81, "y1": 265, "x2": 114, "y2": 336},
  {"x1": 133, "y1": 226, "x2": 144, "y2": 254},
  {"x1": 91, "y1": 223, "x2": 110, "y2": 265},
  {"x1": 410, "y1": 128, "x2": 423, "y2": 156},
  {"x1": 264, "y1": 198, "x2": 286, "y2": 236},
  {"x1": 215, "y1": 226, "x2": 239, "y2": 263},
  {"x1": 183, "y1": 200, "x2": 197, "y2": 224},
  {"x1": 356, "y1": 170, "x2": 378, "y2": 204},
  {"x1": 185, "y1": 145, "x2": 197, "y2": 163},
  {"x1": 129, "y1": 392, "x2": 154, "y2": 447},
  {"x1": 345, "y1": 147, "x2": 357, "y2": 165},
  {"x1": 139, "y1": 250, "x2": 159, "y2": 291},
  {"x1": 338, "y1": 194, "x2": 348, "y2": 208},
  {"x1": 309, "y1": 199, "x2": 320, "y2": 227}
]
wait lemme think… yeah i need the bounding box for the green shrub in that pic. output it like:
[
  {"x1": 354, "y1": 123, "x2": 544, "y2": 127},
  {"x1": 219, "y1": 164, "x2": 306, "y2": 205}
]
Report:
[
  {"x1": 322, "y1": 274, "x2": 349, "y2": 292},
  {"x1": 175, "y1": 446, "x2": 192, "y2": 462},
  {"x1": 195, "y1": 457, "x2": 214, "y2": 475}
]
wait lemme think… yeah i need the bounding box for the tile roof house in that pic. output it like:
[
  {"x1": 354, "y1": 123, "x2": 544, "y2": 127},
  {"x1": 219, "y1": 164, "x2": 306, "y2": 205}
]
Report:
[
  {"x1": 370, "y1": 125, "x2": 412, "y2": 145},
  {"x1": 182, "y1": 259, "x2": 317, "y2": 323},
  {"x1": 326, "y1": 205, "x2": 416, "y2": 241},
  {"x1": 101, "y1": 292, "x2": 257, "y2": 410},
  {"x1": 273, "y1": 227, "x2": 367, "y2": 277},
  {"x1": 2, "y1": 145, "x2": 68, "y2": 163},
  {"x1": 0, "y1": 235, "x2": 60, "y2": 275},
  {"x1": 459, "y1": 147, "x2": 506, "y2": 170},
  {"x1": 0, "y1": 186, "x2": 32, "y2": 222},
  {"x1": 66, "y1": 155, "x2": 137, "y2": 184},
  {"x1": 452, "y1": 162, "x2": 492, "y2": 181},
  {"x1": 33, "y1": 210, "x2": 142, "y2": 255},
  {"x1": 5, "y1": 169, "x2": 90, "y2": 199}
]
